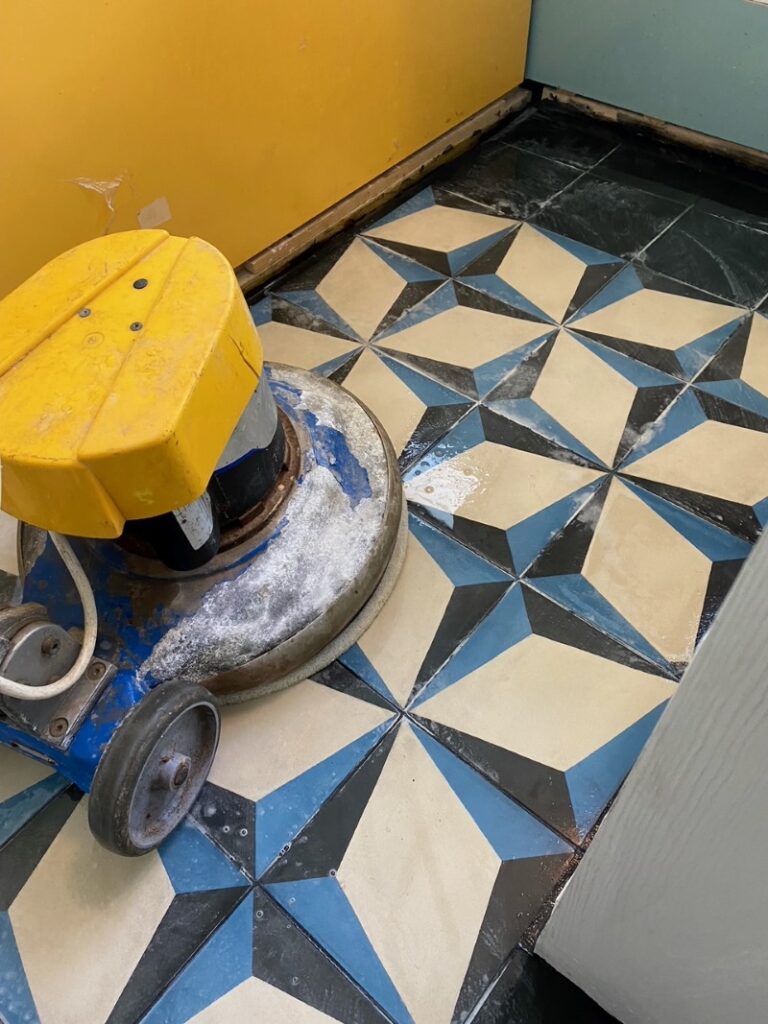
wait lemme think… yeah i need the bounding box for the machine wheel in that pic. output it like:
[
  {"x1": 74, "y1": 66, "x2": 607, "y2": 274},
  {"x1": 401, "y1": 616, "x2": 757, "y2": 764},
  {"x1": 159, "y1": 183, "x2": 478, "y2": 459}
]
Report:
[{"x1": 88, "y1": 680, "x2": 220, "y2": 856}]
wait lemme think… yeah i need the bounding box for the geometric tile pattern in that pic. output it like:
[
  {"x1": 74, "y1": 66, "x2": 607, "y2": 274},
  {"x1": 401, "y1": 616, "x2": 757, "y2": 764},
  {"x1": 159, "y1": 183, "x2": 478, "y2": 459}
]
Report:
[
  {"x1": 525, "y1": 477, "x2": 750, "y2": 674},
  {"x1": 458, "y1": 222, "x2": 624, "y2": 324},
  {"x1": 484, "y1": 329, "x2": 684, "y2": 468},
  {"x1": 412, "y1": 583, "x2": 677, "y2": 842},
  {"x1": 3, "y1": 105, "x2": 768, "y2": 1024},
  {"x1": 569, "y1": 263, "x2": 746, "y2": 380},
  {"x1": 404, "y1": 406, "x2": 605, "y2": 573}
]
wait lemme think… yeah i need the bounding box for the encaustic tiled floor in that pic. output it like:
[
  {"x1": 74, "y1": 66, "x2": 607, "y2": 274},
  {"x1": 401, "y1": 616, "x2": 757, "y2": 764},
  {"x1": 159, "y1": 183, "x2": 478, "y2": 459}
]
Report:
[{"x1": 3, "y1": 103, "x2": 768, "y2": 1024}]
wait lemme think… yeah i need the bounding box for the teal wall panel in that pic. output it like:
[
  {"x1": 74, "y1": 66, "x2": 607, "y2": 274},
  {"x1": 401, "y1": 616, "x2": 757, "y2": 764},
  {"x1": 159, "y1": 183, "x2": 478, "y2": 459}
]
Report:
[{"x1": 527, "y1": 0, "x2": 768, "y2": 152}]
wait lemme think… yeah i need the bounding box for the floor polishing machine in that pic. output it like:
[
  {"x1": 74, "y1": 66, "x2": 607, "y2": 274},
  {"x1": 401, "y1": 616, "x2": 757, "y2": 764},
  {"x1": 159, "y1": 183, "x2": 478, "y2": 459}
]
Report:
[{"x1": 0, "y1": 231, "x2": 405, "y2": 855}]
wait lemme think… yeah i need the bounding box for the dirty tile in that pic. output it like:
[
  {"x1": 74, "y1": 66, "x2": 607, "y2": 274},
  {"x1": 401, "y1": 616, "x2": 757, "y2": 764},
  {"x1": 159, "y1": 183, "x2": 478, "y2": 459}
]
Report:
[
  {"x1": 375, "y1": 279, "x2": 556, "y2": 400},
  {"x1": 339, "y1": 511, "x2": 511, "y2": 708},
  {"x1": 598, "y1": 133, "x2": 768, "y2": 233},
  {"x1": 0, "y1": 748, "x2": 66, "y2": 849},
  {"x1": 474, "y1": 949, "x2": 619, "y2": 1023},
  {"x1": 4, "y1": 102, "x2": 768, "y2": 1024},
  {"x1": 412, "y1": 583, "x2": 675, "y2": 843},
  {"x1": 642, "y1": 207, "x2": 768, "y2": 307},
  {"x1": 404, "y1": 405, "x2": 604, "y2": 574},
  {"x1": 694, "y1": 312, "x2": 768, "y2": 420},
  {"x1": 621, "y1": 382, "x2": 768, "y2": 542},
  {"x1": 532, "y1": 172, "x2": 686, "y2": 258},
  {"x1": 329, "y1": 348, "x2": 473, "y2": 469},
  {"x1": 140, "y1": 890, "x2": 392, "y2": 1024},
  {"x1": 458, "y1": 223, "x2": 625, "y2": 325},
  {"x1": 251, "y1": 294, "x2": 361, "y2": 376},
  {"x1": 5, "y1": 796, "x2": 249, "y2": 1024},
  {"x1": 526, "y1": 477, "x2": 750, "y2": 675},
  {"x1": 484, "y1": 329, "x2": 683, "y2": 468},
  {"x1": 568, "y1": 263, "x2": 746, "y2": 380},
  {"x1": 438, "y1": 141, "x2": 583, "y2": 219},
  {"x1": 270, "y1": 234, "x2": 445, "y2": 342},
  {"x1": 496, "y1": 108, "x2": 620, "y2": 169},
  {"x1": 262, "y1": 719, "x2": 574, "y2": 1024},
  {"x1": 363, "y1": 185, "x2": 517, "y2": 275}
]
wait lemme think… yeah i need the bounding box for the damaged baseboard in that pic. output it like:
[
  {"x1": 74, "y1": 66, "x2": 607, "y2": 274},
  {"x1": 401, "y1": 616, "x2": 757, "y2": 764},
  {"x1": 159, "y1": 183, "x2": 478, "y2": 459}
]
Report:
[
  {"x1": 236, "y1": 85, "x2": 531, "y2": 295},
  {"x1": 542, "y1": 86, "x2": 768, "y2": 171}
]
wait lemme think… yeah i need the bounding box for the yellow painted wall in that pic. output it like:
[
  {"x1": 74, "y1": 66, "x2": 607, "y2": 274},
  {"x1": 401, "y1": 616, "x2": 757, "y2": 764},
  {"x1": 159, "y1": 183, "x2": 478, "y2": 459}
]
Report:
[{"x1": 0, "y1": 1, "x2": 531, "y2": 299}]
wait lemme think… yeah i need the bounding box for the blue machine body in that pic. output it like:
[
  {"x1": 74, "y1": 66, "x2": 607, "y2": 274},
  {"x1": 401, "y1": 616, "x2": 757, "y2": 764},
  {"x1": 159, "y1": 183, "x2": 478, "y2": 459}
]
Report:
[{"x1": 0, "y1": 371, "x2": 379, "y2": 792}]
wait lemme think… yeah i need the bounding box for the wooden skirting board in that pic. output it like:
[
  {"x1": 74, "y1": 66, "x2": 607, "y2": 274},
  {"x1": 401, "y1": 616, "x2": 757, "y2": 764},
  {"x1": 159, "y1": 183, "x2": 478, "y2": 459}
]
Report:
[
  {"x1": 543, "y1": 86, "x2": 768, "y2": 171},
  {"x1": 236, "y1": 86, "x2": 531, "y2": 295}
]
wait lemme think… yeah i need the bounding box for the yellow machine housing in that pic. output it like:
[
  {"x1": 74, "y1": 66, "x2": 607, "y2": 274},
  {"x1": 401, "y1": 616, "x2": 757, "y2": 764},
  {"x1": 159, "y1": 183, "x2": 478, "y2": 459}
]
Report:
[{"x1": 0, "y1": 230, "x2": 262, "y2": 538}]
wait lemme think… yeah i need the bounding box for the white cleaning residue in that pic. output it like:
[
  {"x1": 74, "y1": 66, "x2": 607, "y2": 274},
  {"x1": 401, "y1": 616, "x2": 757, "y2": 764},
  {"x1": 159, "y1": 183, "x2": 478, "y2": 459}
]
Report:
[{"x1": 139, "y1": 368, "x2": 391, "y2": 685}]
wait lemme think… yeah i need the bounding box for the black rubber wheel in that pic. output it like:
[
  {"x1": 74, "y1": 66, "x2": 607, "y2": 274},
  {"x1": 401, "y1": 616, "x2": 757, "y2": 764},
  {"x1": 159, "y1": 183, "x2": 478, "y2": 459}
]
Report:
[{"x1": 88, "y1": 680, "x2": 220, "y2": 856}]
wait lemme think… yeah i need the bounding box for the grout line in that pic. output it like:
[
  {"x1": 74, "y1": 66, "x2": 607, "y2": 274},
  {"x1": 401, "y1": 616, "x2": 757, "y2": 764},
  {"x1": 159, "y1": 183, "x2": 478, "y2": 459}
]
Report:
[
  {"x1": 632, "y1": 199, "x2": 696, "y2": 261},
  {"x1": 630, "y1": 260, "x2": 752, "y2": 312},
  {"x1": 406, "y1": 713, "x2": 579, "y2": 852}
]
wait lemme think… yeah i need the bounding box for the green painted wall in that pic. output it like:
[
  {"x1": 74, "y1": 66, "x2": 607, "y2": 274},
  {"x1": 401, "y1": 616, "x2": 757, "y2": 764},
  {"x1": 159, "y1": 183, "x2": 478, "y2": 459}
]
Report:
[{"x1": 526, "y1": 0, "x2": 768, "y2": 152}]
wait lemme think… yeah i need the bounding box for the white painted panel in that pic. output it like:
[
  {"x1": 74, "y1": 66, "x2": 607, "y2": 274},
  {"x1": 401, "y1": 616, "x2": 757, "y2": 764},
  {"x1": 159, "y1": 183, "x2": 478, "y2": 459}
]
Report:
[{"x1": 538, "y1": 529, "x2": 768, "y2": 1024}]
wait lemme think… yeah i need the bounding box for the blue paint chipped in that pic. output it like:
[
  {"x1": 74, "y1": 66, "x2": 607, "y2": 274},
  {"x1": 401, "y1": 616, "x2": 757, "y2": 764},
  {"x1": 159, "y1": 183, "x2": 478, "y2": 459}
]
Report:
[
  {"x1": 532, "y1": 225, "x2": 622, "y2": 267},
  {"x1": 375, "y1": 281, "x2": 458, "y2": 341},
  {"x1": 569, "y1": 331, "x2": 680, "y2": 387},
  {"x1": 339, "y1": 645, "x2": 398, "y2": 706},
  {"x1": 459, "y1": 273, "x2": 554, "y2": 323},
  {"x1": 621, "y1": 388, "x2": 707, "y2": 465},
  {"x1": 484, "y1": 396, "x2": 606, "y2": 466},
  {"x1": 403, "y1": 408, "x2": 486, "y2": 479},
  {"x1": 473, "y1": 331, "x2": 556, "y2": 398},
  {"x1": 696, "y1": 377, "x2": 768, "y2": 420},
  {"x1": 380, "y1": 355, "x2": 468, "y2": 408}
]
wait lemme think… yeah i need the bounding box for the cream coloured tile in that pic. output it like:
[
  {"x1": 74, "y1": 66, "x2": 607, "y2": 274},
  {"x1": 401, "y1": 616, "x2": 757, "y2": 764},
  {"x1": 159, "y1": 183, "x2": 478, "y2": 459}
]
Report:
[
  {"x1": 583, "y1": 479, "x2": 711, "y2": 663},
  {"x1": 383, "y1": 304, "x2": 548, "y2": 369},
  {"x1": 531, "y1": 331, "x2": 636, "y2": 465},
  {"x1": 10, "y1": 800, "x2": 174, "y2": 1024},
  {"x1": 572, "y1": 289, "x2": 740, "y2": 349},
  {"x1": 0, "y1": 746, "x2": 53, "y2": 803},
  {"x1": 497, "y1": 224, "x2": 584, "y2": 323},
  {"x1": 208, "y1": 679, "x2": 391, "y2": 802},
  {"x1": 189, "y1": 977, "x2": 340, "y2": 1023},
  {"x1": 628, "y1": 419, "x2": 768, "y2": 506},
  {"x1": 257, "y1": 320, "x2": 359, "y2": 371},
  {"x1": 340, "y1": 349, "x2": 425, "y2": 457},
  {"x1": 367, "y1": 204, "x2": 514, "y2": 253},
  {"x1": 418, "y1": 633, "x2": 675, "y2": 770},
  {"x1": 316, "y1": 238, "x2": 403, "y2": 341},
  {"x1": 338, "y1": 722, "x2": 499, "y2": 1024},
  {"x1": 735, "y1": 313, "x2": 768, "y2": 397},
  {"x1": 356, "y1": 530, "x2": 454, "y2": 706},
  {"x1": 405, "y1": 441, "x2": 601, "y2": 529}
]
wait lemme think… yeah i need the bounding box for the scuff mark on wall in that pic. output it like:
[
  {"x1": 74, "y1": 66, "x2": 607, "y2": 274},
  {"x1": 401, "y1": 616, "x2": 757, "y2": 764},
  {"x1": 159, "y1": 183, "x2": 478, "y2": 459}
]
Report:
[{"x1": 71, "y1": 175, "x2": 124, "y2": 233}]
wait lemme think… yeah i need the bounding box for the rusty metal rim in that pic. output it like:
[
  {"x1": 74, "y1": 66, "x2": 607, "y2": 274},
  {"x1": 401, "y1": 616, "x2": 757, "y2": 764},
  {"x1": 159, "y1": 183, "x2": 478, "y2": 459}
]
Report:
[
  {"x1": 204, "y1": 402, "x2": 403, "y2": 699},
  {"x1": 217, "y1": 408, "x2": 301, "y2": 552}
]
